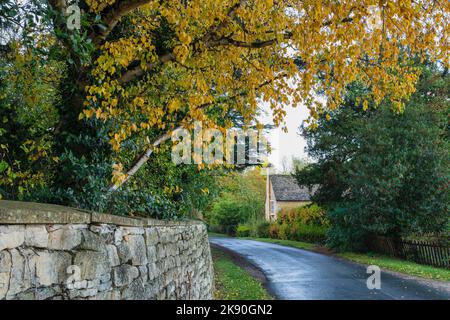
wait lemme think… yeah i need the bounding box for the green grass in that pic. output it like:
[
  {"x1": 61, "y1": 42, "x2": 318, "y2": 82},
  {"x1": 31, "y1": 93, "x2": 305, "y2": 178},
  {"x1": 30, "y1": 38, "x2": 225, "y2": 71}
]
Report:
[
  {"x1": 237, "y1": 236, "x2": 450, "y2": 282},
  {"x1": 208, "y1": 232, "x2": 230, "y2": 238},
  {"x1": 211, "y1": 247, "x2": 272, "y2": 300},
  {"x1": 239, "y1": 237, "x2": 316, "y2": 251},
  {"x1": 339, "y1": 252, "x2": 450, "y2": 282}
]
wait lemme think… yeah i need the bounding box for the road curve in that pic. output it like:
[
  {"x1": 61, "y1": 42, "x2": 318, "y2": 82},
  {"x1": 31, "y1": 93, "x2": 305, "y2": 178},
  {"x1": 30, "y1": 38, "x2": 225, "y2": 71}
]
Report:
[{"x1": 209, "y1": 237, "x2": 450, "y2": 300}]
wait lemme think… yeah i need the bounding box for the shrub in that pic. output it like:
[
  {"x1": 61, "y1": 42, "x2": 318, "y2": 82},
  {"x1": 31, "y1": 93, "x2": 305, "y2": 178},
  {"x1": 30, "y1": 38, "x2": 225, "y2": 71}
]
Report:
[
  {"x1": 242, "y1": 204, "x2": 329, "y2": 244},
  {"x1": 296, "y1": 223, "x2": 328, "y2": 244},
  {"x1": 278, "y1": 223, "x2": 291, "y2": 240},
  {"x1": 277, "y1": 204, "x2": 329, "y2": 227},
  {"x1": 326, "y1": 205, "x2": 367, "y2": 251},
  {"x1": 297, "y1": 204, "x2": 329, "y2": 226},
  {"x1": 236, "y1": 224, "x2": 252, "y2": 237},
  {"x1": 264, "y1": 204, "x2": 330, "y2": 244},
  {"x1": 209, "y1": 195, "x2": 253, "y2": 235},
  {"x1": 277, "y1": 208, "x2": 288, "y2": 223},
  {"x1": 255, "y1": 221, "x2": 270, "y2": 238},
  {"x1": 268, "y1": 224, "x2": 279, "y2": 238},
  {"x1": 290, "y1": 224, "x2": 299, "y2": 239}
]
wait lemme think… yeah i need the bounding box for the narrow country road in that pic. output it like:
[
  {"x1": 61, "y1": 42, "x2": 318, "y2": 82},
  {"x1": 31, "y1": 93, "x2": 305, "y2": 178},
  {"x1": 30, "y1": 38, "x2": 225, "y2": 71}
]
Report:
[{"x1": 209, "y1": 237, "x2": 450, "y2": 300}]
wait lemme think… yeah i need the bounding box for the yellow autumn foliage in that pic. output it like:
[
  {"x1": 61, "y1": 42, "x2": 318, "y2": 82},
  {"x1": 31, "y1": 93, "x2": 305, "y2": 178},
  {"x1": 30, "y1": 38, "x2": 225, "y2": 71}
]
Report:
[{"x1": 77, "y1": 0, "x2": 448, "y2": 180}]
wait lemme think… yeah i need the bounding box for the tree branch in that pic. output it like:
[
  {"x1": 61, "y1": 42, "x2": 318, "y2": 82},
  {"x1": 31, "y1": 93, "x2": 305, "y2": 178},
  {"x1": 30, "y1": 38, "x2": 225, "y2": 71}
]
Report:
[
  {"x1": 206, "y1": 32, "x2": 293, "y2": 49},
  {"x1": 117, "y1": 52, "x2": 175, "y2": 84},
  {"x1": 108, "y1": 129, "x2": 176, "y2": 192},
  {"x1": 116, "y1": 32, "x2": 291, "y2": 85},
  {"x1": 108, "y1": 72, "x2": 288, "y2": 192},
  {"x1": 115, "y1": 1, "x2": 245, "y2": 84},
  {"x1": 90, "y1": 0, "x2": 153, "y2": 47}
]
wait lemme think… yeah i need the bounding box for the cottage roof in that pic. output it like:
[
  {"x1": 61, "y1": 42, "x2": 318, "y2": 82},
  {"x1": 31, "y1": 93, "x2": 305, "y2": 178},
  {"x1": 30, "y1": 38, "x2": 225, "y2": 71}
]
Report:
[{"x1": 269, "y1": 175, "x2": 317, "y2": 201}]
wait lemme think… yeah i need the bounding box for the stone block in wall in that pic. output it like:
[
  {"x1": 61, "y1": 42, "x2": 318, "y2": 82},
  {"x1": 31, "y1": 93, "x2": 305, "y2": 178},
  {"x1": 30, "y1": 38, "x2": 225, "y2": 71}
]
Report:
[
  {"x1": 0, "y1": 250, "x2": 11, "y2": 299},
  {"x1": 126, "y1": 235, "x2": 148, "y2": 266},
  {"x1": 8, "y1": 249, "x2": 35, "y2": 298},
  {"x1": 74, "y1": 251, "x2": 110, "y2": 280},
  {"x1": 163, "y1": 257, "x2": 175, "y2": 272},
  {"x1": 35, "y1": 250, "x2": 72, "y2": 287},
  {"x1": 156, "y1": 288, "x2": 167, "y2": 300},
  {"x1": 156, "y1": 243, "x2": 166, "y2": 259},
  {"x1": 79, "y1": 288, "x2": 98, "y2": 298},
  {"x1": 78, "y1": 229, "x2": 107, "y2": 252},
  {"x1": 147, "y1": 262, "x2": 159, "y2": 281},
  {"x1": 94, "y1": 289, "x2": 120, "y2": 300},
  {"x1": 175, "y1": 256, "x2": 181, "y2": 267},
  {"x1": 116, "y1": 242, "x2": 132, "y2": 264},
  {"x1": 112, "y1": 264, "x2": 139, "y2": 287},
  {"x1": 99, "y1": 272, "x2": 111, "y2": 283},
  {"x1": 15, "y1": 285, "x2": 62, "y2": 300},
  {"x1": 0, "y1": 226, "x2": 24, "y2": 251},
  {"x1": 87, "y1": 279, "x2": 100, "y2": 289},
  {"x1": 89, "y1": 224, "x2": 114, "y2": 236},
  {"x1": 145, "y1": 228, "x2": 158, "y2": 246},
  {"x1": 121, "y1": 226, "x2": 145, "y2": 236},
  {"x1": 146, "y1": 245, "x2": 157, "y2": 262},
  {"x1": 47, "y1": 225, "x2": 83, "y2": 250},
  {"x1": 166, "y1": 282, "x2": 176, "y2": 300},
  {"x1": 121, "y1": 277, "x2": 149, "y2": 300},
  {"x1": 91, "y1": 212, "x2": 144, "y2": 228},
  {"x1": 98, "y1": 280, "x2": 112, "y2": 292},
  {"x1": 24, "y1": 225, "x2": 48, "y2": 248},
  {"x1": 0, "y1": 201, "x2": 91, "y2": 224},
  {"x1": 138, "y1": 265, "x2": 148, "y2": 281},
  {"x1": 117, "y1": 234, "x2": 148, "y2": 266},
  {"x1": 114, "y1": 228, "x2": 124, "y2": 245},
  {"x1": 106, "y1": 245, "x2": 120, "y2": 267}
]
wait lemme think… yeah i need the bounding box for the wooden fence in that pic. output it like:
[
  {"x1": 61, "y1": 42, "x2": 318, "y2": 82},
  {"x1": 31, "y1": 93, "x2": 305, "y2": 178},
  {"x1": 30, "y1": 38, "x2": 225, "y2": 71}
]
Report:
[{"x1": 366, "y1": 235, "x2": 450, "y2": 269}]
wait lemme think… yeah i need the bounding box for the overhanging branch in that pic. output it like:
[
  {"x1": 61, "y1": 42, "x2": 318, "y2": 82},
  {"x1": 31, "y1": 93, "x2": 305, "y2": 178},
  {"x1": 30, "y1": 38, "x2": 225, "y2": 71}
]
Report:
[
  {"x1": 90, "y1": 0, "x2": 153, "y2": 47},
  {"x1": 107, "y1": 72, "x2": 288, "y2": 192}
]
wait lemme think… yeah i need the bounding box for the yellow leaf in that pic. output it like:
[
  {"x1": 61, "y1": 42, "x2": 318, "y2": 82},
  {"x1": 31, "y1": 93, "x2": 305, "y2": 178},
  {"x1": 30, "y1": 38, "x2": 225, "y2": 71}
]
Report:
[{"x1": 363, "y1": 100, "x2": 369, "y2": 111}]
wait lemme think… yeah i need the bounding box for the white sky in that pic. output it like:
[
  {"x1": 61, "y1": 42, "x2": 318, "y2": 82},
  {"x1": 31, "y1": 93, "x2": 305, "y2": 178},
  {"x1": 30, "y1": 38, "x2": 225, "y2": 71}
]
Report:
[{"x1": 258, "y1": 101, "x2": 310, "y2": 172}]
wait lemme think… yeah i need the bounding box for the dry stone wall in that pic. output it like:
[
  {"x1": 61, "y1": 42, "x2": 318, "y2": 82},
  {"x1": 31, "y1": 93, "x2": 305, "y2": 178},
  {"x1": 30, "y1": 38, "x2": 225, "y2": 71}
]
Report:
[{"x1": 0, "y1": 200, "x2": 214, "y2": 300}]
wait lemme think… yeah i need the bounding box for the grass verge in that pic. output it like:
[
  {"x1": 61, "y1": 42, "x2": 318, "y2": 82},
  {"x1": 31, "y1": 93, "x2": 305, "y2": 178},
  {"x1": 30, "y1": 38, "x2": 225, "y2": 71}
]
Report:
[
  {"x1": 226, "y1": 235, "x2": 450, "y2": 282},
  {"x1": 338, "y1": 252, "x2": 450, "y2": 282},
  {"x1": 211, "y1": 247, "x2": 272, "y2": 300},
  {"x1": 239, "y1": 237, "x2": 316, "y2": 251},
  {"x1": 208, "y1": 232, "x2": 229, "y2": 238}
]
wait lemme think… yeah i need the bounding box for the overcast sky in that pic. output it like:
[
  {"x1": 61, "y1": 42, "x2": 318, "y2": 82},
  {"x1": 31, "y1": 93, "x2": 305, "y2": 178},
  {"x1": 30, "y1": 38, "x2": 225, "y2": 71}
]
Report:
[{"x1": 259, "y1": 101, "x2": 310, "y2": 173}]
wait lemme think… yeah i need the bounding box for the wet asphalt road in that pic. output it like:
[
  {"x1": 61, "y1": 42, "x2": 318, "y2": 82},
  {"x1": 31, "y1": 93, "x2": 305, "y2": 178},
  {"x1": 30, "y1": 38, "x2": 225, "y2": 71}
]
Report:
[{"x1": 209, "y1": 237, "x2": 450, "y2": 300}]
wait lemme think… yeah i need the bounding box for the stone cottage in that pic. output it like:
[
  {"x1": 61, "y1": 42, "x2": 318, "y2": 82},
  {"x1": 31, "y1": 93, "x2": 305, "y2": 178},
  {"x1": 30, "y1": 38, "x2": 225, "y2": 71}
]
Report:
[{"x1": 265, "y1": 173, "x2": 317, "y2": 221}]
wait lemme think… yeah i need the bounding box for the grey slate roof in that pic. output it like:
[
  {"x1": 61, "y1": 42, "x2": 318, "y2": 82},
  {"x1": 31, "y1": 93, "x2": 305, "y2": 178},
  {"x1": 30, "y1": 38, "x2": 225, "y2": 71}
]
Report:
[{"x1": 270, "y1": 175, "x2": 317, "y2": 201}]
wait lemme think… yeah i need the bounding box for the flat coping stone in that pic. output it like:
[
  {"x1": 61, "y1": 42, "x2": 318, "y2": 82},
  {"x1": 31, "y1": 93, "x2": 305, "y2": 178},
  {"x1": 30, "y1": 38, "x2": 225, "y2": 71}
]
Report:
[
  {"x1": 0, "y1": 200, "x2": 90, "y2": 224},
  {"x1": 143, "y1": 218, "x2": 204, "y2": 227},
  {"x1": 0, "y1": 200, "x2": 204, "y2": 227},
  {"x1": 91, "y1": 211, "x2": 144, "y2": 227}
]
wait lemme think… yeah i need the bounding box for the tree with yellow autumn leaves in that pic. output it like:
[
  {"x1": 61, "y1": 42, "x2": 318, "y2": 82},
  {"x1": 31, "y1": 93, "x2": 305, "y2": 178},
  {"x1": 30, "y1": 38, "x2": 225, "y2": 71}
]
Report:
[
  {"x1": 51, "y1": 0, "x2": 448, "y2": 188},
  {"x1": 1, "y1": 0, "x2": 448, "y2": 213}
]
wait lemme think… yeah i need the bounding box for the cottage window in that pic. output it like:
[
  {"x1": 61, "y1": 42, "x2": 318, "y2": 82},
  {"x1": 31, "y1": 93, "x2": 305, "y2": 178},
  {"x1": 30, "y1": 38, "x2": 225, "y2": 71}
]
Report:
[{"x1": 270, "y1": 200, "x2": 276, "y2": 214}]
